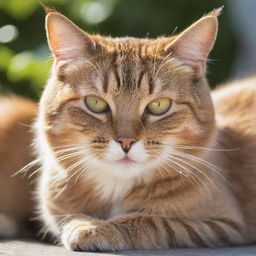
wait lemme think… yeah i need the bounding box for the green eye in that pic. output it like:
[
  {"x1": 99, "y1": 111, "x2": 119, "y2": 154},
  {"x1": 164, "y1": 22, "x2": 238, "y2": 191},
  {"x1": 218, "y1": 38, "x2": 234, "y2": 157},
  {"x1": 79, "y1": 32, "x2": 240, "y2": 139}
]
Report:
[
  {"x1": 85, "y1": 96, "x2": 109, "y2": 113},
  {"x1": 147, "y1": 97, "x2": 171, "y2": 115}
]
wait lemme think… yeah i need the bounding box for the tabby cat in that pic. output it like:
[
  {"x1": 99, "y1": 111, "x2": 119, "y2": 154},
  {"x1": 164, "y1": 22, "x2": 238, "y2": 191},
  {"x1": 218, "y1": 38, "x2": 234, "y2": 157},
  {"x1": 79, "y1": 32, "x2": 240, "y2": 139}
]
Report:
[
  {"x1": 0, "y1": 96, "x2": 36, "y2": 238},
  {"x1": 1, "y1": 7, "x2": 256, "y2": 252}
]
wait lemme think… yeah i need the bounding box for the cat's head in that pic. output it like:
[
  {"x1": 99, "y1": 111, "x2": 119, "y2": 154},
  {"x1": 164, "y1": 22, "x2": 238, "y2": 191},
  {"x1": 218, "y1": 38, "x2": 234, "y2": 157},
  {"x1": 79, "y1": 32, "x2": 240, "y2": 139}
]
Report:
[{"x1": 39, "y1": 8, "x2": 220, "y2": 179}]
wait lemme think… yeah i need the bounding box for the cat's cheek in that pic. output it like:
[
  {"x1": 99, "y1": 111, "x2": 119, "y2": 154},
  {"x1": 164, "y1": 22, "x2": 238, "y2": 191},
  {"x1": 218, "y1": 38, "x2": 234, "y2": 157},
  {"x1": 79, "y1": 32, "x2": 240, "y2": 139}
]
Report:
[
  {"x1": 128, "y1": 141, "x2": 148, "y2": 163},
  {"x1": 104, "y1": 140, "x2": 125, "y2": 162}
]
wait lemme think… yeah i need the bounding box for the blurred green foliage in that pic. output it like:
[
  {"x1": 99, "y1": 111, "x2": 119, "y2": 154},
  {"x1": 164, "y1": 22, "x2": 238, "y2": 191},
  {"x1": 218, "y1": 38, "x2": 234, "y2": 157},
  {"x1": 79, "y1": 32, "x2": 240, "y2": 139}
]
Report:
[{"x1": 0, "y1": 0, "x2": 236, "y2": 100}]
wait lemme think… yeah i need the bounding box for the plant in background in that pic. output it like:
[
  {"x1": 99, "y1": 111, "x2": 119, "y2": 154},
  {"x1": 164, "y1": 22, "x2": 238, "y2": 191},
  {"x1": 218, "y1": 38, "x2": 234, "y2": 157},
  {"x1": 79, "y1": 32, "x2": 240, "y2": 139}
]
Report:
[{"x1": 0, "y1": 0, "x2": 236, "y2": 100}]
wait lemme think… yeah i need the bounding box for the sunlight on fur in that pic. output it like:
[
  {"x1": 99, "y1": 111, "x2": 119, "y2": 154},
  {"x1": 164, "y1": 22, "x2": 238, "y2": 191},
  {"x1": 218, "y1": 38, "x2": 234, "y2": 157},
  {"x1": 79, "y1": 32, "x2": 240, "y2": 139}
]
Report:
[{"x1": 0, "y1": 6, "x2": 256, "y2": 252}]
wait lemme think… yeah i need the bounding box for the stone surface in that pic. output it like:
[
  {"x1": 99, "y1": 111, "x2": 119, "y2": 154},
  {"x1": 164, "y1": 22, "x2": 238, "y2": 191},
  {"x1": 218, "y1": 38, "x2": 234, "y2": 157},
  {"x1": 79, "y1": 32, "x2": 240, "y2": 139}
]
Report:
[{"x1": 1, "y1": 240, "x2": 256, "y2": 256}]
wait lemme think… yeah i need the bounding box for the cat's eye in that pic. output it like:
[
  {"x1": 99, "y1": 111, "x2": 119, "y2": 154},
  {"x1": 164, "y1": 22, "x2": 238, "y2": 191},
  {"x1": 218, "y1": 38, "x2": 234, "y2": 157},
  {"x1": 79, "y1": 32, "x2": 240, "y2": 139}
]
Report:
[
  {"x1": 147, "y1": 97, "x2": 171, "y2": 115},
  {"x1": 85, "y1": 96, "x2": 109, "y2": 113}
]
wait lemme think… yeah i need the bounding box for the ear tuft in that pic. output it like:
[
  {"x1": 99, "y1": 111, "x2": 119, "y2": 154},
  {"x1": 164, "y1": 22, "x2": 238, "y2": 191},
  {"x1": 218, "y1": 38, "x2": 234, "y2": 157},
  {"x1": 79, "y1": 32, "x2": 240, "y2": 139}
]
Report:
[
  {"x1": 40, "y1": 3, "x2": 57, "y2": 14},
  {"x1": 206, "y1": 6, "x2": 224, "y2": 18}
]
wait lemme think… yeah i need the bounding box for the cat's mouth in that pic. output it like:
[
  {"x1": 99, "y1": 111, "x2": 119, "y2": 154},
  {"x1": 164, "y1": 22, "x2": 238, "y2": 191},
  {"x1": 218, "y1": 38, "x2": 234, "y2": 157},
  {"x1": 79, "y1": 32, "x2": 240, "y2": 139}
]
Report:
[{"x1": 118, "y1": 156, "x2": 137, "y2": 165}]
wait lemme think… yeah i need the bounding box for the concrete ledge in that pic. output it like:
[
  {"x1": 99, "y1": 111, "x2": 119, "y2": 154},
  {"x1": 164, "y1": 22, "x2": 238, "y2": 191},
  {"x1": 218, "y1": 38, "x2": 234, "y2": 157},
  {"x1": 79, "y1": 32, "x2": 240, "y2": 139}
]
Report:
[{"x1": 1, "y1": 240, "x2": 256, "y2": 256}]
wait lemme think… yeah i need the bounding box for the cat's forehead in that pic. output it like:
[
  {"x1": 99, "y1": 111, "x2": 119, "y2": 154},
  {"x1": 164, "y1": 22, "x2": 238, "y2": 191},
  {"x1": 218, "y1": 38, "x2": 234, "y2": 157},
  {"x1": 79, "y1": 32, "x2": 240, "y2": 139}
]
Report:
[
  {"x1": 59, "y1": 35, "x2": 191, "y2": 101},
  {"x1": 93, "y1": 39, "x2": 188, "y2": 96},
  {"x1": 92, "y1": 35, "x2": 175, "y2": 58}
]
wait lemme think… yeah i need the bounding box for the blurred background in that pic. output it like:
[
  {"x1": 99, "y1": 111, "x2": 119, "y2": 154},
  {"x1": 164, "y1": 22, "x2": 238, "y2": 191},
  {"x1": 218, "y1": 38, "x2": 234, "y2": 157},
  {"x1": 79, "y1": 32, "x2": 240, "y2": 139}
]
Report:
[{"x1": 0, "y1": 0, "x2": 255, "y2": 100}]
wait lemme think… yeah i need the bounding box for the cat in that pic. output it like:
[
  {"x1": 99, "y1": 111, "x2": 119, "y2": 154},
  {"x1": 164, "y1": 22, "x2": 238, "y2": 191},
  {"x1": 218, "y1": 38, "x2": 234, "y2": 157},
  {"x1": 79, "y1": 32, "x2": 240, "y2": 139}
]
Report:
[
  {"x1": 0, "y1": 6, "x2": 256, "y2": 252},
  {"x1": 0, "y1": 96, "x2": 37, "y2": 238},
  {"x1": 33, "y1": 7, "x2": 256, "y2": 251}
]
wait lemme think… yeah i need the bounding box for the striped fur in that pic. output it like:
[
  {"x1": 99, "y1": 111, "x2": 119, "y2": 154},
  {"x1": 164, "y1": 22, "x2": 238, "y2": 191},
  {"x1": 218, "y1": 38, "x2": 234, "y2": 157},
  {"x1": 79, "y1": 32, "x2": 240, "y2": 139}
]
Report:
[{"x1": 32, "y1": 8, "x2": 256, "y2": 251}]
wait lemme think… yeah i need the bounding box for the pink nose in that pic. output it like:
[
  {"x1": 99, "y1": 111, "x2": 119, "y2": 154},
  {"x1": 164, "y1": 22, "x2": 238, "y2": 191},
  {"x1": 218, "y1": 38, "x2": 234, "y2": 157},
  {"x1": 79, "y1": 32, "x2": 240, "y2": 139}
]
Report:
[{"x1": 116, "y1": 137, "x2": 136, "y2": 153}]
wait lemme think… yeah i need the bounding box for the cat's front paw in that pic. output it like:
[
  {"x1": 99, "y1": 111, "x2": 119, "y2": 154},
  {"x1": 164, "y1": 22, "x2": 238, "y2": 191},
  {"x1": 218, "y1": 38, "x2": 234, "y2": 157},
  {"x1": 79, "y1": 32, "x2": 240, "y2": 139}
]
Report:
[{"x1": 61, "y1": 218, "x2": 128, "y2": 251}]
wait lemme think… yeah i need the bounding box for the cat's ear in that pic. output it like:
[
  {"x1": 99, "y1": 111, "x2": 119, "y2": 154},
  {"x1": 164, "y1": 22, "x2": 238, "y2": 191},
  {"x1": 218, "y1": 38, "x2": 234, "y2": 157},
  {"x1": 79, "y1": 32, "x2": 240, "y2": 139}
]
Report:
[
  {"x1": 45, "y1": 10, "x2": 95, "y2": 61},
  {"x1": 165, "y1": 8, "x2": 221, "y2": 76}
]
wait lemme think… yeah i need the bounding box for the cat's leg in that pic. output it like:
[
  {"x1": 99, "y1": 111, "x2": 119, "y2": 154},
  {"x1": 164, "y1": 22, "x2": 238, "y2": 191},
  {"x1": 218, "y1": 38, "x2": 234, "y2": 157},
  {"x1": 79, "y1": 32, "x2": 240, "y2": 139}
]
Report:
[
  {"x1": 0, "y1": 214, "x2": 18, "y2": 238},
  {"x1": 61, "y1": 213, "x2": 245, "y2": 251}
]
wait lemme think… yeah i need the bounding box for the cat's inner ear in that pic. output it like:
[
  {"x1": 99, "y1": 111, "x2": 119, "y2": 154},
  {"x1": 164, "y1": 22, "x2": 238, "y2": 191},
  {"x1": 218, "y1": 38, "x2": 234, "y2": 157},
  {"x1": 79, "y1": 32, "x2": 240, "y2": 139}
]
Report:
[
  {"x1": 46, "y1": 12, "x2": 95, "y2": 61},
  {"x1": 165, "y1": 10, "x2": 220, "y2": 77}
]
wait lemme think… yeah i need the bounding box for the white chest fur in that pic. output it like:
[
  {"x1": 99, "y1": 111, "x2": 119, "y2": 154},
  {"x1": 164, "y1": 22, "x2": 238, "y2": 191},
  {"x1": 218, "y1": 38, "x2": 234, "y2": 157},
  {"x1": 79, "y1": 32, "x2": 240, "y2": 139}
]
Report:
[{"x1": 84, "y1": 165, "x2": 141, "y2": 218}]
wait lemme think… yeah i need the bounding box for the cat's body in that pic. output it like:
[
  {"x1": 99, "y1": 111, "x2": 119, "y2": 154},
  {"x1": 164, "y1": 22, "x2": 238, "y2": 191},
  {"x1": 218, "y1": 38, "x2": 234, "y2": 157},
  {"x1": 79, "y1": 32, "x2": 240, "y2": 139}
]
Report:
[
  {"x1": 0, "y1": 8, "x2": 256, "y2": 251},
  {"x1": 0, "y1": 96, "x2": 37, "y2": 238},
  {"x1": 36, "y1": 75, "x2": 256, "y2": 250},
  {"x1": 212, "y1": 77, "x2": 256, "y2": 239}
]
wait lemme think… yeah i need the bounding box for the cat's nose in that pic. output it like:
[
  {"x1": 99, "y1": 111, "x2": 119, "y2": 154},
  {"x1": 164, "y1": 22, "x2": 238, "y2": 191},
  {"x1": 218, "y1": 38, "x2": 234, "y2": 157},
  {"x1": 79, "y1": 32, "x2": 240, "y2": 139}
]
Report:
[{"x1": 116, "y1": 137, "x2": 137, "y2": 153}]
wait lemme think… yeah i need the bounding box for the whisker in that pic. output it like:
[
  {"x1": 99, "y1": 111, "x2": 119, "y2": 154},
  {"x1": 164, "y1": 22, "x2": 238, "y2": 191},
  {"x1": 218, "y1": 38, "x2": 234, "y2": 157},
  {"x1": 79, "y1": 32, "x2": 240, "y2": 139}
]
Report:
[
  {"x1": 17, "y1": 122, "x2": 34, "y2": 128},
  {"x1": 75, "y1": 57, "x2": 102, "y2": 76},
  {"x1": 28, "y1": 166, "x2": 43, "y2": 178},
  {"x1": 171, "y1": 26, "x2": 178, "y2": 35},
  {"x1": 54, "y1": 160, "x2": 90, "y2": 198},
  {"x1": 51, "y1": 143, "x2": 89, "y2": 150},
  {"x1": 51, "y1": 156, "x2": 90, "y2": 184},
  {"x1": 57, "y1": 152, "x2": 84, "y2": 162},
  {"x1": 154, "y1": 58, "x2": 175, "y2": 79},
  {"x1": 11, "y1": 159, "x2": 41, "y2": 177},
  {"x1": 167, "y1": 155, "x2": 217, "y2": 195},
  {"x1": 68, "y1": 164, "x2": 87, "y2": 182},
  {"x1": 167, "y1": 144, "x2": 240, "y2": 152},
  {"x1": 75, "y1": 163, "x2": 90, "y2": 184},
  {"x1": 172, "y1": 151, "x2": 230, "y2": 186},
  {"x1": 51, "y1": 160, "x2": 82, "y2": 184},
  {"x1": 54, "y1": 146, "x2": 86, "y2": 155},
  {"x1": 161, "y1": 142, "x2": 239, "y2": 153},
  {"x1": 65, "y1": 158, "x2": 86, "y2": 174},
  {"x1": 156, "y1": 161, "x2": 175, "y2": 179},
  {"x1": 155, "y1": 51, "x2": 174, "y2": 76},
  {"x1": 161, "y1": 157, "x2": 208, "y2": 194}
]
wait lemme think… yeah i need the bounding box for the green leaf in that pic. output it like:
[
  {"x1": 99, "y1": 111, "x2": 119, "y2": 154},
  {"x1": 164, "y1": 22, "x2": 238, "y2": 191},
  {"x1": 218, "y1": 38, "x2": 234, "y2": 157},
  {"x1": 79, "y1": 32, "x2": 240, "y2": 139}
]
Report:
[
  {"x1": 5, "y1": 0, "x2": 37, "y2": 20},
  {"x1": 0, "y1": 46, "x2": 14, "y2": 70}
]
